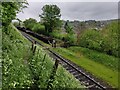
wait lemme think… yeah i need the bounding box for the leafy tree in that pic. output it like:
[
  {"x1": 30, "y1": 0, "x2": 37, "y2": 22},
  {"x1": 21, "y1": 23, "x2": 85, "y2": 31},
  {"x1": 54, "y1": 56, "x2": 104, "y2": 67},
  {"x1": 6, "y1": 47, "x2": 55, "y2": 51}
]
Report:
[
  {"x1": 40, "y1": 5, "x2": 61, "y2": 36},
  {"x1": 32, "y1": 23, "x2": 45, "y2": 34},
  {"x1": 23, "y1": 18, "x2": 37, "y2": 29},
  {"x1": 1, "y1": 0, "x2": 28, "y2": 26},
  {"x1": 76, "y1": 22, "x2": 86, "y2": 44},
  {"x1": 64, "y1": 20, "x2": 74, "y2": 34}
]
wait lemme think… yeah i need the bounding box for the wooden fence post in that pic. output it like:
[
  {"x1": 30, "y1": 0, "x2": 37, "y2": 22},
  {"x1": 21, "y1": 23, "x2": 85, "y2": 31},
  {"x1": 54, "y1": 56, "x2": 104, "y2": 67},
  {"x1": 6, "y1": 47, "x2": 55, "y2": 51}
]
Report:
[
  {"x1": 47, "y1": 59, "x2": 59, "y2": 90},
  {"x1": 33, "y1": 41, "x2": 37, "y2": 54},
  {"x1": 31, "y1": 41, "x2": 34, "y2": 51}
]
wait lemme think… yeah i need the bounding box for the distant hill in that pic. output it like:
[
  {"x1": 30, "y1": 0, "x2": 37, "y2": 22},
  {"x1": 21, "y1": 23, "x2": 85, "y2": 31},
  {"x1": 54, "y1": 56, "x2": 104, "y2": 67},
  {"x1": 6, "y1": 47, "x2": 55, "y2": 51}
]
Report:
[{"x1": 62, "y1": 19, "x2": 118, "y2": 33}]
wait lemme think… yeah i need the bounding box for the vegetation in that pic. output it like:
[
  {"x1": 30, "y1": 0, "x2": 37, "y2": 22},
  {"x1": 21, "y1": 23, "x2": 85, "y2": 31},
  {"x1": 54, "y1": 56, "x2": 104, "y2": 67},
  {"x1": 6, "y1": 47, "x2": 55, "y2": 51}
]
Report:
[
  {"x1": 78, "y1": 21, "x2": 118, "y2": 57},
  {"x1": 2, "y1": 1, "x2": 84, "y2": 89},
  {"x1": 53, "y1": 47, "x2": 118, "y2": 88},
  {"x1": 2, "y1": 1, "x2": 119, "y2": 89},
  {"x1": 32, "y1": 23, "x2": 45, "y2": 34},
  {"x1": 23, "y1": 18, "x2": 37, "y2": 29},
  {"x1": 68, "y1": 47, "x2": 119, "y2": 71},
  {"x1": 23, "y1": 18, "x2": 45, "y2": 34},
  {"x1": 40, "y1": 5, "x2": 62, "y2": 36},
  {"x1": 2, "y1": 24, "x2": 84, "y2": 89},
  {"x1": 63, "y1": 20, "x2": 76, "y2": 47},
  {"x1": 2, "y1": 24, "x2": 32, "y2": 89},
  {"x1": 1, "y1": 0, "x2": 28, "y2": 26}
]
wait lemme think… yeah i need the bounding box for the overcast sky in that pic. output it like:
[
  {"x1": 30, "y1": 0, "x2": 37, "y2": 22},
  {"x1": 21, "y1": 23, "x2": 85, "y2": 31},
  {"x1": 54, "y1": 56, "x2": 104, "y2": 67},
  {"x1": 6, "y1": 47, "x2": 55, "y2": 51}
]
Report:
[{"x1": 16, "y1": 1, "x2": 118, "y2": 21}]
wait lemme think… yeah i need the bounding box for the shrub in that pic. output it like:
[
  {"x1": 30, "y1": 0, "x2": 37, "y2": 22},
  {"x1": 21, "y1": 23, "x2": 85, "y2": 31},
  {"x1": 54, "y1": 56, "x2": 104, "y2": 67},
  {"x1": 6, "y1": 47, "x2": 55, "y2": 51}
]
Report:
[{"x1": 32, "y1": 23, "x2": 45, "y2": 34}]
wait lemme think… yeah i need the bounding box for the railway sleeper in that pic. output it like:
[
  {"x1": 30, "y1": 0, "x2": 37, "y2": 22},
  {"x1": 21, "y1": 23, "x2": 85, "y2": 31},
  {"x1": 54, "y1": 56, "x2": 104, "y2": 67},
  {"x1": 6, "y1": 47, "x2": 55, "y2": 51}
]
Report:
[
  {"x1": 59, "y1": 62, "x2": 67, "y2": 66},
  {"x1": 71, "y1": 71, "x2": 78, "y2": 75},
  {"x1": 77, "y1": 76, "x2": 86, "y2": 81},
  {"x1": 68, "y1": 69, "x2": 76, "y2": 72},
  {"x1": 74, "y1": 74, "x2": 82, "y2": 78},
  {"x1": 64, "y1": 66, "x2": 72, "y2": 70},
  {"x1": 87, "y1": 84, "x2": 96, "y2": 88}
]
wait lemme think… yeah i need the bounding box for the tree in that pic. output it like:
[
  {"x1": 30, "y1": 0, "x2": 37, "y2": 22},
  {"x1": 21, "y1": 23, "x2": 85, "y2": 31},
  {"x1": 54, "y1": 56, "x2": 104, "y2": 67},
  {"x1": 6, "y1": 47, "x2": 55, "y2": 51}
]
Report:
[
  {"x1": 23, "y1": 18, "x2": 37, "y2": 29},
  {"x1": 39, "y1": 5, "x2": 61, "y2": 36},
  {"x1": 64, "y1": 20, "x2": 74, "y2": 34},
  {"x1": 1, "y1": 0, "x2": 28, "y2": 26},
  {"x1": 76, "y1": 22, "x2": 86, "y2": 44}
]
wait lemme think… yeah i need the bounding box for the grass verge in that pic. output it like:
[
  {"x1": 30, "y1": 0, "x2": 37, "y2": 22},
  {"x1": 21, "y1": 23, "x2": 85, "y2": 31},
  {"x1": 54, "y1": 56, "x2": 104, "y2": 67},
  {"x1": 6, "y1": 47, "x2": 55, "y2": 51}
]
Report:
[{"x1": 53, "y1": 47, "x2": 119, "y2": 88}]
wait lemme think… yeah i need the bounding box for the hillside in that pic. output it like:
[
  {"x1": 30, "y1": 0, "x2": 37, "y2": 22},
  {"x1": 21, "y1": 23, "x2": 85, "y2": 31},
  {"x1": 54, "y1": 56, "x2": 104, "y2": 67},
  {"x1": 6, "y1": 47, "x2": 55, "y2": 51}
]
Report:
[
  {"x1": 68, "y1": 19, "x2": 118, "y2": 32},
  {"x1": 2, "y1": 24, "x2": 84, "y2": 89}
]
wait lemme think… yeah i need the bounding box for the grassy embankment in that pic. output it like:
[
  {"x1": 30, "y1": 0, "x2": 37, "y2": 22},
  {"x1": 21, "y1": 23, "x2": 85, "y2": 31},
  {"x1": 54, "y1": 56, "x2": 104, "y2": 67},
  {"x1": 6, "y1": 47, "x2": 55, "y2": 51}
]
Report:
[
  {"x1": 53, "y1": 47, "x2": 119, "y2": 88},
  {"x1": 22, "y1": 30, "x2": 119, "y2": 88},
  {"x1": 2, "y1": 24, "x2": 84, "y2": 89}
]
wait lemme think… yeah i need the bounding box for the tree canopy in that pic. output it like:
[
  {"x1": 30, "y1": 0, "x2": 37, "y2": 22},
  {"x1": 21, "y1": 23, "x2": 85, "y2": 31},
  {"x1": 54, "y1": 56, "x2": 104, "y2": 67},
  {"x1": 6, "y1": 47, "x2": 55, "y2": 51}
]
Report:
[
  {"x1": 23, "y1": 18, "x2": 37, "y2": 29},
  {"x1": 1, "y1": 0, "x2": 28, "y2": 26},
  {"x1": 40, "y1": 5, "x2": 62, "y2": 35}
]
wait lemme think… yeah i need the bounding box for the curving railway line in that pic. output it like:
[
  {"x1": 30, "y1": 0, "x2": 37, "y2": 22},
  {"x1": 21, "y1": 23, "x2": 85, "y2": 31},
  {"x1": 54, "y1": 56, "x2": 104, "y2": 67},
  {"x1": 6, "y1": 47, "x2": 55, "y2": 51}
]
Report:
[{"x1": 19, "y1": 28, "x2": 113, "y2": 90}]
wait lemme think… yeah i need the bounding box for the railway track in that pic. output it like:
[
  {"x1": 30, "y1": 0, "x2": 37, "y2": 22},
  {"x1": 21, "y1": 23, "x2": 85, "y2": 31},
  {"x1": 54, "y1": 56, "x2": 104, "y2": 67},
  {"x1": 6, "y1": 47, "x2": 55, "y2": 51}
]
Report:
[{"x1": 20, "y1": 31, "x2": 112, "y2": 90}]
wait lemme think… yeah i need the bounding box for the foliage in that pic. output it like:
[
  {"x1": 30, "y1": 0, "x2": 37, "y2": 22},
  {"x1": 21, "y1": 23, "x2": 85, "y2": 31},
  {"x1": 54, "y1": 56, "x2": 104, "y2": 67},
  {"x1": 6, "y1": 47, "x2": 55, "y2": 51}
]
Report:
[
  {"x1": 2, "y1": 24, "x2": 32, "y2": 89},
  {"x1": 50, "y1": 30, "x2": 66, "y2": 40},
  {"x1": 1, "y1": 0, "x2": 28, "y2": 26},
  {"x1": 63, "y1": 33, "x2": 76, "y2": 47},
  {"x1": 40, "y1": 5, "x2": 62, "y2": 35},
  {"x1": 32, "y1": 23, "x2": 45, "y2": 34},
  {"x1": 63, "y1": 20, "x2": 76, "y2": 47},
  {"x1": 78, "y1": 21, "x2": 118, "y2": 57},
  {"x1": 64, "y1": 20, "x2": 74, "y2": 34},
  {"x1": 2, "y1": 24, "x2": 83, "y2": 89},
  {"x1": 23, "y1": 18, "x2": 37, "y2": 29},
  {"x1": 78, "y1": 29, "x2": 101, "y2": 50},
  {"x1": 23, "y1": 18, "x2": 46, "y2": 34},
  {"x1": 30, "y1": 46, "x2": 83, "y2": 89}
]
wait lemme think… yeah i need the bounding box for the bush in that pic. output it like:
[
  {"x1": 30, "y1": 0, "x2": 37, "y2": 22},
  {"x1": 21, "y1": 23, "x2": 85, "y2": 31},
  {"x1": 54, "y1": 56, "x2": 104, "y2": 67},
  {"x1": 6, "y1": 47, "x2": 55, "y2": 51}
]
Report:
[
  {"x1": 78, "y1": 29, "x2": 102, "y2": 50},
  {"x1": 32, "y1": 23, "x2": 45, "y2": 34},
  {"x1": 63, "y1": 33, "x2": 76, "y2": 47},
  {"x1": 50, "y1": 30, "x2": 66, "y2": 40}
]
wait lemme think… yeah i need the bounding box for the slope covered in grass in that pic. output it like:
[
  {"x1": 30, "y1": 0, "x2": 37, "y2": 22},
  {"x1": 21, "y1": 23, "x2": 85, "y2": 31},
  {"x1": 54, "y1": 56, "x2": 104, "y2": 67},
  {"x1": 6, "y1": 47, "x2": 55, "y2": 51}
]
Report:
[
  {"x1": 53, "y1": 47, "x2": 119, "y2": 88},
  {"x1": 68, "y1": 46, "x2": 119, "y2": 71},
  {"x1": 2, "y1": 24, "x2": 83, "y2": 89},
  {"x1": 2, "y1": 24, "x2": 33, "y2": 89}
]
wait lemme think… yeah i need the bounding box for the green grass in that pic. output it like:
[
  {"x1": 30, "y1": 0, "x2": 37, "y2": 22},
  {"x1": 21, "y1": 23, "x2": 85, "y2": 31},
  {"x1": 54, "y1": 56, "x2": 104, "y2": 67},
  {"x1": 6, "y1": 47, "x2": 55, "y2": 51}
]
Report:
[
  {"x1": 2, "y1": 24, "x2": 84, "y2": 89},
  {"x1": 68, "y1": 46, "x2": 119, "y2": 71},
  {"x1": 53, "y1": 47, "x2": 119, "y2": 88}
]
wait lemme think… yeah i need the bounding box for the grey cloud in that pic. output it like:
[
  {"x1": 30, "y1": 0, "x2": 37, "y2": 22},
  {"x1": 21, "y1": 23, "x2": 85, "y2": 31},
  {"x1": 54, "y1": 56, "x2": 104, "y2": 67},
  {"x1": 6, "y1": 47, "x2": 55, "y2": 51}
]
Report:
[{"x1": 17, "y1": 2, "x2": 118, "y2": 21}]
